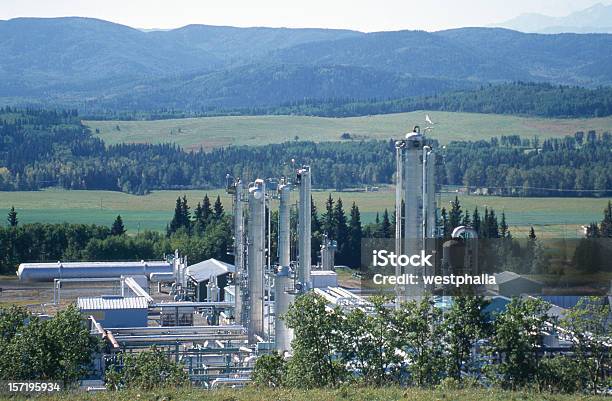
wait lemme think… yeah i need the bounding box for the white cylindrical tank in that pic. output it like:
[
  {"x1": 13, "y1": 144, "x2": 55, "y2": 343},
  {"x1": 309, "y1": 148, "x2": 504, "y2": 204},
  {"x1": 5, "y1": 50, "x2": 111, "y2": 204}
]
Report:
[
  {"x1": 274, "y1": 266, "x2": 295, "y2": 352},
  {"x1": 278, "y1": 183, "x2": 291, "y2": 268},
  {"x1": 247, "y1": 179, "x2": 266, "y2": 342},
  {"x1": 17, "y1": 260, "x2": 172, "y2": 282},
  {"x1": 297, "y1": 166, "x2": 311, "y2": 290}
]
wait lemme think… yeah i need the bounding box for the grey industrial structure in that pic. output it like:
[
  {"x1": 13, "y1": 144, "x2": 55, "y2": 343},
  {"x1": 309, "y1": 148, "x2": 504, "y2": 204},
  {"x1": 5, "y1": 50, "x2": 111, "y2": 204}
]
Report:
[{"x1": 14, "y1": 123, "x2": 611, "y2": 390}]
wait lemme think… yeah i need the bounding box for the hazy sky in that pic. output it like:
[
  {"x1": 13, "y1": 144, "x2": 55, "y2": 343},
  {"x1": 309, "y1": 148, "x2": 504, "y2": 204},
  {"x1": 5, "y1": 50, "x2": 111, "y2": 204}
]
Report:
[{"x1": 1, "y1": 0, "x2": 608, "y2": 32}]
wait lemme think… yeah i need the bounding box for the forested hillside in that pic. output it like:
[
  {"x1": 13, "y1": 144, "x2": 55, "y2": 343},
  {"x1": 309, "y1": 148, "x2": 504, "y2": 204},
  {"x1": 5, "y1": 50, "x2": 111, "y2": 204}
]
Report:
[
  {"x1": 1, "y1": 108, "x2": 610, "y2": 197},
  {"x1": 2, "y1": 18, "x2": 612, "y2": 113},
  {"x1": 177, "y1": 83, "x2": 612, "y2": 119}
]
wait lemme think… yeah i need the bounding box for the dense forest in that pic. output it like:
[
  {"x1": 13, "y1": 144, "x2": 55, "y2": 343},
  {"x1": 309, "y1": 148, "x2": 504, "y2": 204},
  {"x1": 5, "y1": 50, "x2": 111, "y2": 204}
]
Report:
[
  {"x1": 87, "y1": 83, "x2": 612, "y2": 120},
  {"x1": 1, "y1": 107, "x2": 611, "y2": 197}
]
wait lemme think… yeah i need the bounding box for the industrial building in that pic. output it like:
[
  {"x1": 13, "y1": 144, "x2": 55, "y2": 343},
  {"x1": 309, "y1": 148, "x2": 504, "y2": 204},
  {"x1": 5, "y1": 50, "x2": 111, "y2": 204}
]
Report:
[{"x1": 186, "y1": 259, "x2": 235, "y2": 302}]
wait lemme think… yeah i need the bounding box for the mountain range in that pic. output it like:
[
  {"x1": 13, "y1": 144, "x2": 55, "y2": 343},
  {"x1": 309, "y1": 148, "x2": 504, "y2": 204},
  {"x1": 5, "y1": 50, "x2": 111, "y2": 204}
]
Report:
[
  {"x1": 1, "y1": 17, "x2": 612, "y2": 112},
  {"x1": 495, "y1": 3, "x2": 612, "y2": 34}
]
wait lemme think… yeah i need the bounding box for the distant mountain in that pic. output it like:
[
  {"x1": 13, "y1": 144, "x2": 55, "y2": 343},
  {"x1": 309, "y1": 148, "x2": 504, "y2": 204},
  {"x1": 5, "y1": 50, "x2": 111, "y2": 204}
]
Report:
[
  {"x1": 495, "y1": 3, "x2": 612, "y2": 34},
  {"x1": 1, "y1": 17, "x2": 612, "y2": 113}
]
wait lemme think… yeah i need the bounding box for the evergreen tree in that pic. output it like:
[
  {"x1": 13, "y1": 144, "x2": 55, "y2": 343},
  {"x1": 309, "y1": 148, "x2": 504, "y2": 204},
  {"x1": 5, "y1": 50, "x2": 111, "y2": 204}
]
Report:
[
  {"x1": 323, "y1": 194, "x2": 334, "y2": 236},
  {"x1": 111, "y1": 215, "x2": 126, "y2": 236},
  {"x1": 472, "y1": 207, "x2": 481, "y2": 235},
  {"x1": 333, "y1": 198, "x2": 349, "y2": 265},
  {"x1": 461, "y1": 209, "x2": 471, "y2": 227},
  {"x1": 488, "y1": 209, "x2": 499, "y2": 238},
  {"x1": 213, "y1": 195, "x2": 224, "y2": 220},
  {"x1": 348, "y1": 202, "x2": 363, "y2": 268},
  {"x1": 600, "y1": 201, "x2": 612, "y2": 237},
  {"x1": 168, "y1": 197, "x2": 183, "y2": 235},
  {"x1": 528, "y1": 226, "x2": 537, "y2": 240},
  {"x1": 440, "y1": 207, "x2": 450, "y2": 239},
  {"x1": 449, "y1": 196, "x2": 462, "y2": 230},
  {"x1": 201, "y1": 195, "x2": 212, "y2": 222},
  {"x1": 380, "y1": 209, "x2": 392, "y2": 238},
  {"x1": 500, "y1": 212, "x2": 509, "y2": 239},
  {"x1": 7, "y1": 206, "x2": 18, "y2": 227}
]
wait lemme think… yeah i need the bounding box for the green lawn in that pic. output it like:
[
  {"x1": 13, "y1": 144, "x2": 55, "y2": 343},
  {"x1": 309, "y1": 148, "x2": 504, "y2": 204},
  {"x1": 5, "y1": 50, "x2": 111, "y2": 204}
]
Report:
[
  {"x1": 84, "y1": 111, "x2": 612, "y2": 150},
  {"x1": 5, "y1": 386, "x2": 607, "y2": 401},
  {"x1": 1, "y1": 189, "x2": 609, "y2": 238}
]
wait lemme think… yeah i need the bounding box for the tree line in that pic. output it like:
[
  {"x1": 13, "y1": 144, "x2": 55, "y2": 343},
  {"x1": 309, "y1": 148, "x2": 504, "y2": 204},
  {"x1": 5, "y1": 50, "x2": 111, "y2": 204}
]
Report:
[
  {"x1": 254, "y1": 293, "x2": 610, "y2": 394},
  {"x1": 87, "y1": 83, "x2": 612, "y2": 119},
  {"x1": 2, "y1": 107, "x2": 610, "y2": 196}
]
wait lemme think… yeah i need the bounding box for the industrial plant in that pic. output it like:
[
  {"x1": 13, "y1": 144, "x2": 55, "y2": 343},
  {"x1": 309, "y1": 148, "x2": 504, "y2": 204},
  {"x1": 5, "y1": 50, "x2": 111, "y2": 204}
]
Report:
[{"x1": 11, "y1": 125, "x2": 611, "y2": 391}]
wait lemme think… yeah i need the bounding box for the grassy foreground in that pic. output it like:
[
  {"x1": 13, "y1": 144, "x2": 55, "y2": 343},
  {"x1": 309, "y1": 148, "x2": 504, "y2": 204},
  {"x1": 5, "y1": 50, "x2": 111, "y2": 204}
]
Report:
[
  {"x1": 1, "y1": 188, "x2": 609, "y2": 237},
  {"x1": 84, "y1": 111, "x2": 612, "y2": 150},
  {"x1": 2, "y1": 386, "x2": 607, "y2": 401}
]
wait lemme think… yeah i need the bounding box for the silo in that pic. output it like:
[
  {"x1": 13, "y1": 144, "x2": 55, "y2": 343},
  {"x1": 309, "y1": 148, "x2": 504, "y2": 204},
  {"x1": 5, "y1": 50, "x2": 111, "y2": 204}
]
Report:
[
  {"x1": 297, "y1": 166, "x2": 311, "y2": 290},
  {"x1": 247, "y1": 179, "x2": 266, "y2": 342}
]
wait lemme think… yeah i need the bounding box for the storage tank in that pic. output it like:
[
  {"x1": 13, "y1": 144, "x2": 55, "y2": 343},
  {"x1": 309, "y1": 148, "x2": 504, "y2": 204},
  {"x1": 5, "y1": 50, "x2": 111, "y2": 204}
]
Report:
[
  {"x1": 18, "y1": 260, "x2": 172, "y2": 282},
  {"x1": 247, "y1": 179, "x2": 266, "y2": 342}
]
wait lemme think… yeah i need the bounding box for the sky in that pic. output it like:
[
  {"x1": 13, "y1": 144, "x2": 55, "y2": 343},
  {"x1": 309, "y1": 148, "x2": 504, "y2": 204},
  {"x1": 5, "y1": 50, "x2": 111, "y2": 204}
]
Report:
[{"x1": 0, "y1": 0, "x2": 608, "y2": 32}]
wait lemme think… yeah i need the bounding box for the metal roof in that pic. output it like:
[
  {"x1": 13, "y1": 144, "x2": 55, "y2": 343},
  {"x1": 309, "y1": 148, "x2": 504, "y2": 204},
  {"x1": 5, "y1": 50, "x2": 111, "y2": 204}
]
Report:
[
  {"x1": 493, "y1": 271, "x2": 543, "y2": 285},
  {"x1": 186, "y1": 258, "x2": 235, "y2": 283},
  {"x1": 78, "y1": 296, "x2": 149, "y2": 310}
]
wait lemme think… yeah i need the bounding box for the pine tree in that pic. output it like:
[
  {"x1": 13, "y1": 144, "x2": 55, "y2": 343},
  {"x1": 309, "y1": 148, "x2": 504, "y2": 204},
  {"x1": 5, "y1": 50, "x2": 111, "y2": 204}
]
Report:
[
  {"x1": 461, "y1": 209, "x2": 471, "y2": 227},
  {"x1": 449, "y1": 196, "x2": 463, "y2": 230},
  {"x1": 181, "y1": 195, "x2": 191, "y2": 231},
  {"x1": 168, "y1": 197, "x2": 183, "y2": 235},
  {"x1": 213, "y1": 195, "x2": 224, "y2": 220},
  {"x1": 472, "y1": 207, "x2": 481, "y2": 235},
  {"x1": 323, "y1": 194, "x2": 334, "y2": 235},
  {"x1": 311, "y1": 196, "x2": 321, "y2": 234},
  {"x1": 202, "y1": 195, "x2": 212, "y2": 222},
  {"x1": 381, "y1": 209, "x2": 392, "y2": 238},
  {"x1": 600, "y1": 201, "x2": 612, "y2": 237},
  {"x1": 500, "y1": 212, "x2": 509, "y2": 239},
  {"x1": 440, "y1": 207, "x2": 450, "y2": 239},
  {"x1": 348, "y1": 202, "x2": 363, "y2": 268},
  {"x1": 529, "y1": 226, "x2": 537, "y2": 240},
  {"x1": 481, "y1": 208, "x2": 489, "y2": 238},
  {"x1": 111, "y1": 215, "x2": 126, "y2": 236},
  {"x1": 333, "y1": 198, "x2": 349, "y2": 265},
  {"x1": 7, "y1": 206, "x2": 18, "y2": 227},
  {"x1": 488, "y1": 209, "x2": 499, "y2": 238}
]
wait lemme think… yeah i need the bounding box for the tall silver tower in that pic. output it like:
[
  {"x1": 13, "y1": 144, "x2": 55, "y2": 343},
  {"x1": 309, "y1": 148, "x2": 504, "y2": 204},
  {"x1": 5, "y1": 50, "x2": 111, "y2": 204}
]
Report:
[
  {"x1": 278, "y1": 183, "x2": 291, "y2": 268},
  {"x1": 296, "y1": 166, "x2": 312, "y2": 291},
  {"x1": 396, "y1": 126, "x2": 437, "y2": 301},
  {"x1": 227, "y1": 178, "x2": 247, "y2": 325},
  {"x1": 247, "y1": 179, "x2": 266, "y2": 342}
]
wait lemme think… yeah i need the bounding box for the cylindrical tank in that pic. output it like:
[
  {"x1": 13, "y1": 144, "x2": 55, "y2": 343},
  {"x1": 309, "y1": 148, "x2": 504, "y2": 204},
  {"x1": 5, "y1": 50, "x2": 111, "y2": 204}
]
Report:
[
  {"x1": 247, "y1": 179, "x2": 266, "y2": 342},
  {"x1": 297, "y1": 166, "x2": 312, "y2": 290},
  {"x1": 278, "y1": 184, "x2": 291, "y2": 268},
  {"x1": 275, "y1": 266, "x2": 295, "y2": 352},
  {"x1": 17, "y1": 260, "x2": 172, "y2": 282}
]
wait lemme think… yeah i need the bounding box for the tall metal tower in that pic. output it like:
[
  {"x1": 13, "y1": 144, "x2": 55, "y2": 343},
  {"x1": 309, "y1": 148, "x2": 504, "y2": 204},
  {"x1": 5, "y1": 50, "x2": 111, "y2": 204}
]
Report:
[
  {"x1": 247, "y1": 179, "x2": 266, "y2": 342},
  {"x1": 296, "y1": 166, "x2": 312, "y2": 291}
]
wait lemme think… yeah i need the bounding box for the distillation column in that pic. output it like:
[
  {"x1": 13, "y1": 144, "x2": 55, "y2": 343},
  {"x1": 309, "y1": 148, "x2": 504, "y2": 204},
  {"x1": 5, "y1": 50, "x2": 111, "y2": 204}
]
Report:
[
  {"x1": 230, "y1": 179, "x2": 247, "y2": 325},
  {"x1": 275, "y1": 182, "x2": 295, "y2": 352},
  {"x1": 297, "y1": 166, "x2": 312, "y2": 290},
  {"x1": 403, "y1": 131, "x2": 425, "y2": 299},
  {"x1": 247, "y1": 179, "x2": 266, "y2": 342}
]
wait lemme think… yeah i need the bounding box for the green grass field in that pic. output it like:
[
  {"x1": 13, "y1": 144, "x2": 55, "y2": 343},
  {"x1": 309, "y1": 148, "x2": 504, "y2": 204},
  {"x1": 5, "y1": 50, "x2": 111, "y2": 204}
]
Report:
[
  {"x1": 4, "y1": 386, "x2": 606, "y2": 401},
  {"x1": 1, "y1": 189, "x2": 609, "y2": 238},
  {"x1": 84, "y1": 111, "x2": 612, "y2": 150}
]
